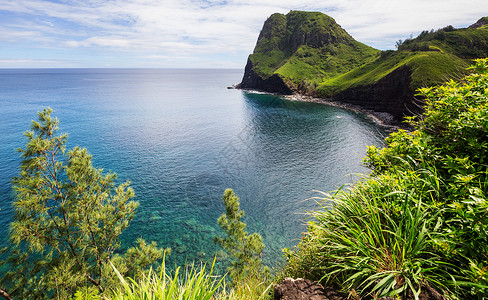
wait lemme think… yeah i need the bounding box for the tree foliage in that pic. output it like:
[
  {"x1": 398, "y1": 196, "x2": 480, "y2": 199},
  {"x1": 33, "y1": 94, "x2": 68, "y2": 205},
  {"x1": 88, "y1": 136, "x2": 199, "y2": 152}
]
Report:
[
  {"x1": 0, "y1": 108, "x2": 163, "y2": 299},
  {"x1": 214, "y1": 189, "x2": 268, "y2": 283}
]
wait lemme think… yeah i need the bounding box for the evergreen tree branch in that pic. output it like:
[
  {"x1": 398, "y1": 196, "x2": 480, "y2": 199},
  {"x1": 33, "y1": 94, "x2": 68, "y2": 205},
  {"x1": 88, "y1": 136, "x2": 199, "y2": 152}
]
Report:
[
  {"x1": 215, "y1": 189, "x2": 267, "y2": 282},
  {"x1": 86, "y1": 275, "x2": 103, "y2": 293},
  {"x1": 0, "y1": 288, "x2": 13, "y2": 300},
  {"x1": 2, "y1": 108, "x2": 146, "y2": 298}
]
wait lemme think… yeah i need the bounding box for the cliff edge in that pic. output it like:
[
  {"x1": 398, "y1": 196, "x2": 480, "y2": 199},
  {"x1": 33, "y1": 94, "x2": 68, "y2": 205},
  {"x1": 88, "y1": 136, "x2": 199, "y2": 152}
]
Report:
[
  {"x1": 239, "y1": 12, "x2": 488, "y2": 123},
  {"x1": 240, "y1": 11, "x2": 378, "y2": 95}
]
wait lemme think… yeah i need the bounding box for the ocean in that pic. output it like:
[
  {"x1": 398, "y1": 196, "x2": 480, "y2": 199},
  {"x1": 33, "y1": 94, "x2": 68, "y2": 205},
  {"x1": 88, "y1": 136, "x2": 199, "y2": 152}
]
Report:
[{"x1": 0, "y1": 68, "x2": 386, "y2": 268}]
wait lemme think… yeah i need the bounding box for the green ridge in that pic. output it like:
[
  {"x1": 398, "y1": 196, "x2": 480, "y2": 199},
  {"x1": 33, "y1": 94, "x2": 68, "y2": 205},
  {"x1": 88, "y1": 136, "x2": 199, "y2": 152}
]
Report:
[
  {"x1": 317, "y1": 50, "x2": 467, "y2": 97},
  {"x1": 248, "y1": 11, "x2": 488, "y2": 97},
  {"x1": 248, "y1": 11, "x2": 380, "y2": 93}
]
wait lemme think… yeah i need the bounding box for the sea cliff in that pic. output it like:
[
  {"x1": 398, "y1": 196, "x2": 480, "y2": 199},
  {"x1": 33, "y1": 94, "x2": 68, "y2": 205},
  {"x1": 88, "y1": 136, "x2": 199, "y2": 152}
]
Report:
[{"x1": 239, "y1": 11, "x2": 488, "y2": 124}]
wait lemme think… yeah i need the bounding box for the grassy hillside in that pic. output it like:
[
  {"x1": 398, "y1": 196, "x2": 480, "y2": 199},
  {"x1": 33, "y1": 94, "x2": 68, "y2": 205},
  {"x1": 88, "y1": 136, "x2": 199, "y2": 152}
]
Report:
[
  {"x1": 313, "y1": 18, "x2": 488, "y2": 97},
  {"x1": 317, "y1": 19, "x2": 488, "y2": 97},
  {"x1": 247, "y1": 11, "x2": 380, "y2": 94},
  {"x1": 316, "y1": 18, "x2": 488, "y2": 97},
  {"x1": 245, "y1": 12, "x2": 488, "y2": 99},
  {"x1": 316, "y1": 50, "x2": 467, "y2": 97}
]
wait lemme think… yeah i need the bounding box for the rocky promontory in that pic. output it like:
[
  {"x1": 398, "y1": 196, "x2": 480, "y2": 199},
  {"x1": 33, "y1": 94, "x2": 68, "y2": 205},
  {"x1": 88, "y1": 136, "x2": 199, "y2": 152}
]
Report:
[{"x1": 239, "y1": 12, "x2": 488, "y2": 123}]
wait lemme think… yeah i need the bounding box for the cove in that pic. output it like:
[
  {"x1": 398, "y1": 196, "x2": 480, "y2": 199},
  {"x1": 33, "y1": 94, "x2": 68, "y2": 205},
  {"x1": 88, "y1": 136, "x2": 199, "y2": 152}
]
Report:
[{"x1": 0, "y1": 68, "x2": 386, "y2": 267}]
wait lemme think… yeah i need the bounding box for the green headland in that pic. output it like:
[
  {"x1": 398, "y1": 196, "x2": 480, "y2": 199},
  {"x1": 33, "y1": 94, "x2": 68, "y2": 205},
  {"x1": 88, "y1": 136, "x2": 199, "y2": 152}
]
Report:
[{"x1": 240, "y1": 11, "x2": 488, "y2": 122}]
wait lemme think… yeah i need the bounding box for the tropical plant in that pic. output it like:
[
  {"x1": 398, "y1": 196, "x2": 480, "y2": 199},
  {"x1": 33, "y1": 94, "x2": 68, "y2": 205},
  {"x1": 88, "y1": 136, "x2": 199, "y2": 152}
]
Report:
[
  {"x1": 284, "y1": 59, "x2": 488, "y2": 299},
  {"x1": 285, "y1": 166, "x2": 452, "y2": 299},
  {"x1": 109, "y1": 255, "x2": 223, "y2": 300}
]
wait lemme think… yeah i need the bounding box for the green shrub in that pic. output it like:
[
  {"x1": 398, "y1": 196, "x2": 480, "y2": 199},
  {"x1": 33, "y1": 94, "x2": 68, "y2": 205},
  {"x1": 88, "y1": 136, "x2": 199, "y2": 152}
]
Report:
[{"x1": 285, "y1": 59, "x2": 488, "y2": 299}]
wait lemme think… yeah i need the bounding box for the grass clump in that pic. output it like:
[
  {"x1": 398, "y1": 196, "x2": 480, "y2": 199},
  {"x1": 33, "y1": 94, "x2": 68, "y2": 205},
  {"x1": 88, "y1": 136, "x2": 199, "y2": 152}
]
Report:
[
  {"x1": 284, "y1": 59, "x2": 488, "y2": 299},
  {"x1": 104, "y1": 258, "x2": 271, "y2": 300},
  {"x1": 284, "y1": 167, "x2": 453, "y2": 299},
  {"x1": 108, "y1": 256, "x2": 223, "y2": 300}
]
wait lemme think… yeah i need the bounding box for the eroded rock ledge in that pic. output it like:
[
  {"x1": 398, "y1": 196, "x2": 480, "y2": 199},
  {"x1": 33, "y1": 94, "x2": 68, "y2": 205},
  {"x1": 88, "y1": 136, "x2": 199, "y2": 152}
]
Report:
[
  {"x1": 274, "y1": 277, "x2": 447, "y2": 300},
  {"x1": 274, "y1": 278, "x2": 345, "y2": 300}
]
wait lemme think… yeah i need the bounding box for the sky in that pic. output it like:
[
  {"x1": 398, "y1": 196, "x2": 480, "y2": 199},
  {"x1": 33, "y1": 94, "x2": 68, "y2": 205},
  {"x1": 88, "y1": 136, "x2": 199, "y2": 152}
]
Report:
[{"x1": 0, "y1": 0, "x2": 487, "y2": 68}]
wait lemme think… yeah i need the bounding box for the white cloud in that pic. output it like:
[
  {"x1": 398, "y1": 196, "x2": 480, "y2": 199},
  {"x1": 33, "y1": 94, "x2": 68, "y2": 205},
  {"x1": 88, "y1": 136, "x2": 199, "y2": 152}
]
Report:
[
  {"x1": 0, "y1": 58, "x2": 79, "y2": 67},
  {"x1": 0, "y1": 0, "x2": 487, "y2": 67},
  {"x1": 330, "y1": 0, "x2": 487, "y2": 44},
  {"x1": 65, "y1": 36, "x2": 132, "y2": 48}
]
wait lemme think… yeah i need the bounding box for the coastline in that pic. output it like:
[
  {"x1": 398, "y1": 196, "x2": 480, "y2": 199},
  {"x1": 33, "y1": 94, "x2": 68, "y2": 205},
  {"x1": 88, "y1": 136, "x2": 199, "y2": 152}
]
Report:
[
  {"x1": 282, "y1": 94, "x2": 401, "y2": 130},
  {"x1": 234, "y1": 86, "x2": 408, "y2": 131}
]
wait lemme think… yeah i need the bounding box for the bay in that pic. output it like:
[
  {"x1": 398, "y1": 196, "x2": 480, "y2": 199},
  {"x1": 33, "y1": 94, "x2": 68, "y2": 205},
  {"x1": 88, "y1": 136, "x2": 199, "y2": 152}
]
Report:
[{"x1": 0, "y1": 68, "x2": 386, "y2": 267}]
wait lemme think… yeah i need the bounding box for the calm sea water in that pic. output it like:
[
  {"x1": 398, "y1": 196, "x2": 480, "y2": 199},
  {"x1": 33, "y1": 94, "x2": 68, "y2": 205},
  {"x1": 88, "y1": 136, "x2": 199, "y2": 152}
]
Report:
[{"x1": 0, "y1": 68, "x2": 386, "y2": 268}]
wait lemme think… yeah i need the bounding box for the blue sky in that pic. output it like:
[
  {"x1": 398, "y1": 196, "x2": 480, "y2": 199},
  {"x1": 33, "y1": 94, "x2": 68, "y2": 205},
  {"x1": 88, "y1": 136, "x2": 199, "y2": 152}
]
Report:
[{"x1": 1, "y1": 0, "x2": 487, "y2": 68}]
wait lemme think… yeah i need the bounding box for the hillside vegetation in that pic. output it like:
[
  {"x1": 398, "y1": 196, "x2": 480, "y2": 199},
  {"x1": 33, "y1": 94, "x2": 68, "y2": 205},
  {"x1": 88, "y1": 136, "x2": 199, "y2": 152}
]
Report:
[
  {"x1": 243, "y1": 11, "x2": 380, "y2": 94},
  {"x1": 317, "y1": 18, "x2": 488, "y2": 97},
  {"x1": 283, "y1": 59, "x2": 488, "y2": 299},
  {"x1": 240, "y1": 11, "x2": 488, "y2": 121}
]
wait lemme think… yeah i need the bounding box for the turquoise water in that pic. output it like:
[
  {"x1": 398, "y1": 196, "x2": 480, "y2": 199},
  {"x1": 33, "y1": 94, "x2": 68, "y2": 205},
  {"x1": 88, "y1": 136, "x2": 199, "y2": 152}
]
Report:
[{"x1": 0, "y1": 68, "x2": 386, "y2": 267}]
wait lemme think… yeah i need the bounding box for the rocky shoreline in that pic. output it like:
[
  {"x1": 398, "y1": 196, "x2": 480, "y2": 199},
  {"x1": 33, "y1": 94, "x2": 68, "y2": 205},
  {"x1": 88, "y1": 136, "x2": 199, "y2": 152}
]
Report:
[
  {"x1": 281, "y1": 94, "x2": 403, "y2": 130},
  {"x1": 232, "y1": 85, "x2": 409, "y2": 131}
]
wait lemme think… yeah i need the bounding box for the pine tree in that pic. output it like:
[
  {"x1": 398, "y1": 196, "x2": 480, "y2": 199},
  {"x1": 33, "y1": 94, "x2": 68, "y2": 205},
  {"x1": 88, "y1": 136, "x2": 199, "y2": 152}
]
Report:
[
  {"x1": 214, "y1": 189, "x2": 268, "y2": 282},
  {"x1": 0, "y1": 108, "x2": 162, "y2": 299}
]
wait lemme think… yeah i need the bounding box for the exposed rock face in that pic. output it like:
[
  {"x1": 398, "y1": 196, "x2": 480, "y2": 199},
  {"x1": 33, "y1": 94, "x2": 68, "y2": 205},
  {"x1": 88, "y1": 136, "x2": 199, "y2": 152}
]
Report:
[
  {"x1": 239, "y1": 57, "x2": 293, "y2": 94},
  {"x1": 274, "y1": 277, "x2": 447, "y2": 300},
  {"x1": 274, "y1": 278, "x2": 346, "y2": 300},
  {"x1": 469, "y1": 17, "x2": 488, "y2": 29},
  {"x1": 241, "y1": 60, "x2": 420, "y2": 124},
  {"x1": 334, "y1": 66, "x2": 422, "y2": 122}
]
